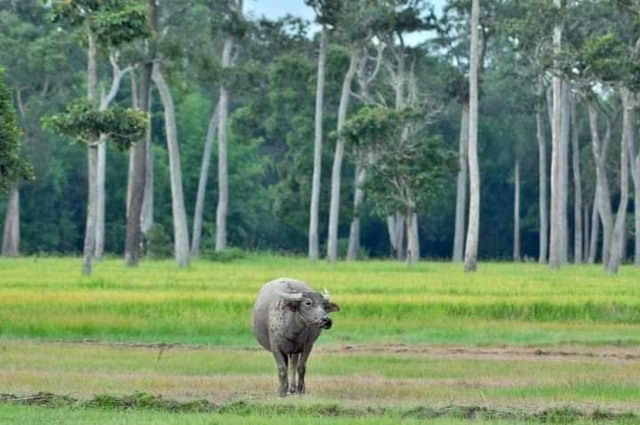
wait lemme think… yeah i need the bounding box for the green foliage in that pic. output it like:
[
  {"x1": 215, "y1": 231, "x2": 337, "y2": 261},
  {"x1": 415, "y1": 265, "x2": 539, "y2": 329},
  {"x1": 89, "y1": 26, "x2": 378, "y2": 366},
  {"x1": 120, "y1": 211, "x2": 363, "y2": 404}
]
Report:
[
  {"x1": 49, "y1": 0, "x2": 152, "y2": 47},
  {"x1": 1, "y1": 258, "x2": 640, "y2": 346},
  {"x1": 0, "y1": 68, "x2": 34, "y2": 193},
  {"x1": 342, "y1": 106, "x2": 458, "y2": 217},
  {"x1": 579, "y1": 33, "x2": 629, "y2": 82},
  {"x1": 201, "y1": 247, "x2": 247, "y2": 262},
  {"x1": 304, "y1": 0, "x2": 343, "y2": 26},
  {"x1": 43, "y1": 99, "x2": 147, "y2": 150},
  {"x1": 144, "y1": 224, "x2": 173, "y2": 260}
]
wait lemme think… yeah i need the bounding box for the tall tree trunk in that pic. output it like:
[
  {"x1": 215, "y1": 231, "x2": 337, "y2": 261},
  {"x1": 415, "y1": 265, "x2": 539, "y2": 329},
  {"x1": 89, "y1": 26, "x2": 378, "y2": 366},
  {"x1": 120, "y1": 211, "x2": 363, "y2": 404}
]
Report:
[
  {"x1": 2, "y1": 186, "x2": 20, "y2": 256},
  {"x1": 513, "y1": 158, "x2": 521, "y2": 261},
  {"x1": 95, "y1": 59, "x2": 132, "y2": 259},
  {"x1": 387, "y1": 213, "x2": 405, "y2": 259},
  {"x1": 559, "y1": 81, "x2": 570, "y2": 263},
  {"x1": 588, "y1": 187, "x2": 600, "y2": 263},
  {"x1": 571, "y1": 95, "x2": 582, "y2": 263},
  {"x1": 606, "y1": 87, "x2": 632, "y2": 273},
  {"x1": 126, "y1": 72, "x2": 153, "y2": 235},
  {"x1": 464, "y1": 0, "x2": 480, "y2": 272},
  {"x1": 308, "y1": 23, "x2": 328, "y2": 261},
  {"x1": 153, "y1": 67, "x2": 190, "y2": 267},
  {"x1": 327, "y1": 46, "x2": 359, "y2": 263},
  {"x1": 452, "y1": 101, "x2": 469, "y2": 261},
  {"x1": 2, "y1": 89, "x2": 25, "y2": 257},
  {"x1": 536, "y1": 105, "x2": 548, "y2": 263},
  {"x1": 389, "y1": 39, "x2": 408, "y2": 261},
  {"x1": 346, "y1": 164, "x2": 365, "y2": 260},
  {"x1": 548, "y1": 2, "x2": 564, "y2": 269},
  {"x1": 191, "y1": 100, "x2": 220, "y2": 257},
  {"x1": 583, "y1": 205, "x2": 590, "y2": 261},
  {"x1": 626, "y1": 81, "x2": 639, "y2": 265},
  {"x1": 141, "y1": 107, "x2": 154, "y2": 235},
  {"x1": 125, "y1": 64, "x2": 152, "y2": 266},
  {"x1": 406, "y1": 210, "x2": 419, "y2": 264},
  {"x1": 215, "y1": 35, "x2": 235, "y2": 252},
  {"x1": 82, "y1": 30, "x2": 99, "y2": 275},
  {"x1": 586, "y1": 97, "x2": 613, "y2": 266},
  {"x1": 95, "y1": 138, "x2": 106, "y2": 259},
  {"x1": 125, "y1": 0, "x2": 157, "y2": 266}
]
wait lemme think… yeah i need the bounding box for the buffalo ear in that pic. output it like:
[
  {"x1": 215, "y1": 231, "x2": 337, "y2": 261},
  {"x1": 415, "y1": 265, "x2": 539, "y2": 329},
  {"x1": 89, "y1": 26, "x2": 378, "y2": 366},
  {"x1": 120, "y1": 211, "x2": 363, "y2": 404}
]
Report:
[{"x1": 325, "y1": 302, "x2": 340, "y2": 312}]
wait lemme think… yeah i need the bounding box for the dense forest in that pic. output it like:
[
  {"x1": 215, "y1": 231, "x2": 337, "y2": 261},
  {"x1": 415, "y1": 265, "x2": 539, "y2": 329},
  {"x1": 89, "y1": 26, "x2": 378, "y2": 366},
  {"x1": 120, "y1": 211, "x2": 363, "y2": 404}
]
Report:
[{"x1": 0, "y1": 0, "x2": 639, "y2": 273}]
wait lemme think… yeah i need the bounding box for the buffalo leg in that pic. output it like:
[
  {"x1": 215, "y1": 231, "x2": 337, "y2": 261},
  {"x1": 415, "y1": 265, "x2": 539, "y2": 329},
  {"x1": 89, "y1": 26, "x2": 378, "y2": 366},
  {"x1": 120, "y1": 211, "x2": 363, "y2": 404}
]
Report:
[
  {"x1": 289, "y1": 353, "x2": 300, "y2": 394},
  {"x1": 273, "y1": 350, "x2": 289, "y2": 396},
  {"x1": 296, "y1": 348, "x2": 312, "y2": 394}
]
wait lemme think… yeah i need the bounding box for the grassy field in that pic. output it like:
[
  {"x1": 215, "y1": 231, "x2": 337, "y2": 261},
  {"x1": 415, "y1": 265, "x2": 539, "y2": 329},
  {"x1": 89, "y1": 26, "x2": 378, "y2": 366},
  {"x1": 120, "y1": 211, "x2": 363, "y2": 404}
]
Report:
[{"x1": 0, "y1": 256, "x2": 639, "y2": 423}]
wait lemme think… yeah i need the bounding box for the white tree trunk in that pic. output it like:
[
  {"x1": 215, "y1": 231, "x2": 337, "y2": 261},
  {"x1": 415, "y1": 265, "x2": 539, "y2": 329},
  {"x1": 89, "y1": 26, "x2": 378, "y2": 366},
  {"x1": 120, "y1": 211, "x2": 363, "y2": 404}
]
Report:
[
  {"x1": 452, "y1": 102, "x2": 469, "y2": 261},
  {"x1": 215, "y1": 38, "x2": 234, "y2": 252},
  {"x1": 327, "y1": 46, "x2": 359, "y2": 263},
  {"x1": 215, "y1": 0, "x2": 242, "y2": 252},
  {"x1": 191, "y1": 100, "x2": 220, "y2": 257},
  {"x1": 83, "y1": 31, "x2": 98, "y2": 275},
  {"x1": 625, "y1": 83, "x2": 639, "y2": 265},
  {"x1": 141, "y1": 118, "x2": 154, "y2": 234},
  {"x1": 387, "y1": 213, "x2": 405, "y2": 259},
  {"x1": 464, "y1": 0, "x2": 481, "y2": 272},
  {"x1": 548, "y1": 5, "x2": 564, "y2": 269},
  {"x1": 559, "y1": 81, "x2": 570, "y2": 263},
  {"x1": 2, "y1": 186, "x2": 20, "y2": 256},
  {"x1": 583, "y1": 205, "x2": 590, "y2": 262},
  {"x1": 95, "y1": 138, "x2": 106, "y2": 259},
  {"x1": 406, "y1": 211, "x2": 419, "y2": 264},
  {"x1": 588, "y1": 187, "x2": 600, "y2": 263},
  {"x1": 84, "y1": 145, "x2": 99, "y2": 275},
  {"x1": 571, "y1": 95, "x2": 582, "y2": 263},
  {"x1": 630, "y1": 114, "x2": 640, "y2": 265},
  {"x1": 153, "y1": 67, "x2": 190, "y2": 267},
  {"x1": 536, "y1": 106, "x2": 548, "y2": 263},
  {"x1": 513, "y1": 159, "x2": 521, "y2": 261},
  {"x1": 587, "y1": 98, "x2": 613, "y2": 266},
  {"x1": 346, "y1": 165, "x2": 365, "y2": 260},
  {"x1": 309, "y1": 24, "x2": 328, "y2": 261},
  {"x1": 94, "y1": 56, "x2": 133, "y2": 259},
  {"x1": 635, "y1": 154, "x2": 640, "y2": 266},
  {"x1": 607, "y1": 87, "x2": 632, "y2": 273}
]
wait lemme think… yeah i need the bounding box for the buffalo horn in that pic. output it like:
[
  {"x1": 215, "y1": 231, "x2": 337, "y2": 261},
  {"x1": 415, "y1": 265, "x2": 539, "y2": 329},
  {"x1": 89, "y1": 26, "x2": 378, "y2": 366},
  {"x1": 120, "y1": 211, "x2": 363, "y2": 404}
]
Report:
[{"x1": 278, "y1": 291, "x2": 303, "y2": 301}]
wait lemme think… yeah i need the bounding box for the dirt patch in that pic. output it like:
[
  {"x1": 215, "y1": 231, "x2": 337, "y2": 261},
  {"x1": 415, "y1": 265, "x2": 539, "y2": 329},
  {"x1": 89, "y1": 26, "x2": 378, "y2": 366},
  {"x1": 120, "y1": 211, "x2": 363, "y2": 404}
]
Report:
[
  {"x1": 3, "y1": 340, "x2": 639, "y2": 416},
  {"x1": 323, "y1": 343, "x2": 640, "y2": 362}
]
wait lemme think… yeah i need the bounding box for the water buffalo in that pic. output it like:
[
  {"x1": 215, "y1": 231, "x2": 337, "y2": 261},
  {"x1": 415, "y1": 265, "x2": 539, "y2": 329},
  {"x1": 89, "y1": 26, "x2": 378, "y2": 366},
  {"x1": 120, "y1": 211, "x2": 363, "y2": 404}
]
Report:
[{"x1": 251, "y1": 277, "x2": 340, "y2": 396}]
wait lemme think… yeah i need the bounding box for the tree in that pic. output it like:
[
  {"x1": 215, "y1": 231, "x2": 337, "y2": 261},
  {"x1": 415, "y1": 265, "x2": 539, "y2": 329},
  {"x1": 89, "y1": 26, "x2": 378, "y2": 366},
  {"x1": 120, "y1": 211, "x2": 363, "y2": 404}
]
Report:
[
  {"x1": 0, "y1": 3, "x2": 56, "y2": 255},
  {"x1": 346, "y1": 40, "x2": 384, "y2": 260},
  {"x1": 216, "y1": 0, "x2": 245, "y2": 252},
  {"x1": 342, "y1": 106, "x2": 457, "y2": 262},
  {"x1": 306, "y1": 0, "x2": 341, "y2": 261},
  {"x1": 152, "y1": 68, "x2": 190, "y2": 267},
  {"x1": 48, "y1": 0, "x2": 151, "y2": 274},
  {"x1": 437, "y1": 0, "x2": 494, "y2": 263},
  {"x1": 464, "y1": 0, "x2": 480, "y2": 271},
  {"x1": 0, "y1": 67, "x2": 33, "y2": 196},
  {"x1": 326, "y1": 41, "x2": 359, "y2": 263},
  {"x1": 124, "y1": 0, "x2": 156, "y2": 268}
]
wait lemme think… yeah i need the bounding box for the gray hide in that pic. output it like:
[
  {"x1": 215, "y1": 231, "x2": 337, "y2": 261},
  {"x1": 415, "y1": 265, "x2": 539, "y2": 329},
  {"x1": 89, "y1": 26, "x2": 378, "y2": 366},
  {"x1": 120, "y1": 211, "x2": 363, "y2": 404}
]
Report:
[{"x1": 251, "y1": 277, "x2": 340, "y2": 396}]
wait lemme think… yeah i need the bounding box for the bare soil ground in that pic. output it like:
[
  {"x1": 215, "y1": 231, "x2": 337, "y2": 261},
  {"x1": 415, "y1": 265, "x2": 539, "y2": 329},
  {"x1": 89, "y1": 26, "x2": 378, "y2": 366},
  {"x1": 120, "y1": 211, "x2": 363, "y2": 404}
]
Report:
[{"x1": 1, "y1": 340, "x2": 639, "y2": 419}]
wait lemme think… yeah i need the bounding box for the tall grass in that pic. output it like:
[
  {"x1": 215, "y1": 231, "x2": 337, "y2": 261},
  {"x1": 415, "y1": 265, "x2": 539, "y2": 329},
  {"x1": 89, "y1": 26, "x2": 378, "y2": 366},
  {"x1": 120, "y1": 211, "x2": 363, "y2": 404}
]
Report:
[{"x1": 1, "y1": 256, "x2": 639, "y2": 346}]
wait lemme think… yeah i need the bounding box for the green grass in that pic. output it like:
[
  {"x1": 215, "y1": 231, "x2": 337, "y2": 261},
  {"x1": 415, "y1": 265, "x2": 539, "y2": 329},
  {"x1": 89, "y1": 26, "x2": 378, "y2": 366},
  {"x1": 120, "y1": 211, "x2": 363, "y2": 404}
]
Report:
[
  {"x1": 3, "y1": 404, "x2": 627, "y2": 425},
  {"x1": 1, "y1": 256, "x2": 639, "y2": 346},
  {"x1": 1, "y1": 256, "x2": 640, "y2": 424}
]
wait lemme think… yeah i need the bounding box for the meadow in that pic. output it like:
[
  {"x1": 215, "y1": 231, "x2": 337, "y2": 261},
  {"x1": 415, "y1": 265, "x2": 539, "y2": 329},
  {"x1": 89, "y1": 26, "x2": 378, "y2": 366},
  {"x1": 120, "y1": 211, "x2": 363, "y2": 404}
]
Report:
[{"x1": 0, "y1": 256, "x2": 639, "y2": 423}]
